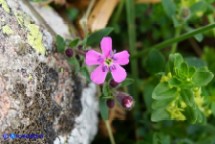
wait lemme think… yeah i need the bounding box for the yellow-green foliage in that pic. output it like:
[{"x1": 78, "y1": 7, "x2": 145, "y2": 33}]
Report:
[
  {"x1": 166, "y1": 100, "x2": 186, "y2": 121},
  {"x1": 2, "y1": 25, "x2": 13, "y2": 35},
  {"x1": 26, "y1": 24, "x2": 46, "y2": 55},
  {"x1": 160, "y1": 72, "x2": 172, "y2": 82},
  {"x1": 0, "y1": 0, "x2": 10, "y2": 13}
]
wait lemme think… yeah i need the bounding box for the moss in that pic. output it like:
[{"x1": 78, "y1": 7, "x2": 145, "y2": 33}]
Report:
[
  {"x1": 0, "y1": 0, "x2": 10, "y2": 13},
  {"x1": 26, "y1": 24, "x2": 46, "y2": 55},
  {"x1": 2, "y1": 25, "x2": 13, "y2": 35}
]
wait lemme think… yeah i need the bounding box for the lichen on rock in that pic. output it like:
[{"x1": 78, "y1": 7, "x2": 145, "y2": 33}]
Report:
[
  {"x1": 0, "y1": 0, "x2": 98, "y2": 144},
  {"x1": 0, "y1": 0, "x2": 10, "y2": 13},
  {"x1": 26, "y1": 24, "x2": 46, "y2": 55},
  {"x1": 2, "y1": 25, "x2": 13, "y2": 35}
]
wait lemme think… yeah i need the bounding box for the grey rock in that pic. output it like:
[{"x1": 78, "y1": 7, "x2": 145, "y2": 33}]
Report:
[{"x1": 0, "y1": 0, "x2": 98, "y2": 143}]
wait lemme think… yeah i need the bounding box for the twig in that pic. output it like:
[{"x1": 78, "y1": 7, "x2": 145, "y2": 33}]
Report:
[
  {"x1": 188, "y1": 38, "x2": 202, "y2": 56},
  {"x1": 79, "y1": 0, "x2": 96, "y2": 35}
]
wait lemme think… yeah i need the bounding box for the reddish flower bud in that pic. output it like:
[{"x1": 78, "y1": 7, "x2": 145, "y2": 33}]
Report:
[
  {"x1": 65, "y1": 48, "x2": 73, "y2": 57},
  {"x1": 116, "y1": 92, "x2": 134, "y2": 110},
  {"x1": 109, "y1": 79, "x2": 119, "y2": 88},
  {"x1": 106, "y1": 99, "x2": 115, "y2": 109},
  {"x1": 122, "y1": 96, "x2": 133, "y2": 109}
]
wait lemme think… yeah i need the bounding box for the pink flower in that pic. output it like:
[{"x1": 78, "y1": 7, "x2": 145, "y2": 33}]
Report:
[{"x1": 85, "y1": 37, "x2": 130, "y2": 84}]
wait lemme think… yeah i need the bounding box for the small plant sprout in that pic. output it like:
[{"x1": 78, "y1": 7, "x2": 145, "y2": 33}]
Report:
[{"x1": 85, "y1": 37, "x2": 130, "y2": 84}]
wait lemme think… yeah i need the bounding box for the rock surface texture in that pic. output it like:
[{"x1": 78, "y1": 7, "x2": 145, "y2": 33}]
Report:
[{"x1": 0, "y1": 0, "x2": 98, "y2": 143}]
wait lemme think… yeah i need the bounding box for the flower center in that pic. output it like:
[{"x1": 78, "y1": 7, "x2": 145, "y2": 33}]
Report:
[{"x1": 105, "y1": 58, "x2": 113, "y2": 66}]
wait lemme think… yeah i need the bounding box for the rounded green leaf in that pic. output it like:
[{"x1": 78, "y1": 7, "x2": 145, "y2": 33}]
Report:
[
  {"x1": 181, "y1": 89, "x2": 195, "y2": 107},
  {"x1": 99, "y1": 97, "x2": 109, "y2": 120},
  {"x1": 151, "y1": 108, "x2": 170, "y2": 122},
  {"x1": 152, "y1": 82, "x2": 178, "y2": 100},
  {"x1": 86, "y1": 27, "x2": 113, "y2": 47},
  {"x1": 192, "y1": 71, "x2": 214, "y2": 86}
]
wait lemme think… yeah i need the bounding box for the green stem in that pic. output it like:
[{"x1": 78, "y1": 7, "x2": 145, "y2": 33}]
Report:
[
  {"x1": 171, "y1": 26, "x2": 182, "y2": 53},
  {"x1": 132, "y1": 23, "x2": 215, "y2": 59},
  {"x1": 111, "y1": 0, "x2": 125, "y2": 24},
  {"x1": 125, "y1": 0, "x2": 139, "y2": 107},
  {"x1": 105, "y1": 120, "x2": 116, "y2": 144},
  {"x1": 208, "y1": 14, "x2": 215, "y2": 37}
]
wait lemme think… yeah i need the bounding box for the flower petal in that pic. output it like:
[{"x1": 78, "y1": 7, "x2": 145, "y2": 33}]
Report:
[
  {"x1": 110, "y1": 64, "x2": 127, "y2": 83},
  {"x1": 91, "y1": 65, "x2": 108, "y2": 84},
  {"x1": 114, "y1": 50, "x2": 130, "y2": 65},
  {"x1": 101, "y1": 37, "x2": 112, "y2": 57},
  {"x1": 85, "y1": 50, "x2": 103, "y2": 66}
]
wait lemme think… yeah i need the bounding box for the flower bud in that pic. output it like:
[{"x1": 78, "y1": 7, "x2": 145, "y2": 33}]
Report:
[
  {"x1": 116, "y1": 92, "x2": 134, "y2": 110},
  {"x1": 78, "y1": 45, "x2": 83, "y2": 49},
  {"x1": 106, "y1": 99, "x2": 115, "y2": 109},
  {"x1": 109, "y1": 79, "x2": 119, "y2": 88},
  {"x1": 180, "y1": 7, "x2": 191, "y2": 21},
  {"x1": 65, "y1": 48, "x2": 73, "y2": 57}
]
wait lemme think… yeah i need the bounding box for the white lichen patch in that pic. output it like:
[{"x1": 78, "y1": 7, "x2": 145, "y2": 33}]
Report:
[
  {"x1": 0, "y1": 0, "x2": 10, "y2": 13},
  {"x1": 26, "y1": 24, "x2": 46, "y2": 55},
  {"x1": 2, "y1": 25, "x2": 13, "y2": 35}
]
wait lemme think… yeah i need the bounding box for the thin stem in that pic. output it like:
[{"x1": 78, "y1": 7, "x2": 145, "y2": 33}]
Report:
[
  {"x1": 125, "y1": 0, "x2": 139, "y2": 110},
  {"x1": 208, "y1": 14, "x2": 215, "y2": 37},
  {"x1": 132, "y1": 23, "x2": 215, "y2": 59},
  {"x1": 105, "y1": 120, "x2": 116, "y2": 144},
  {"x1": 188, "y1": 38, "x2": 202, "y2": 56},
  {"x1": 111, "y1": 0, "x2": 125, "y2": 24},
  {"x1": 171, "y1": 26, "x2": 182, "y2": 53}
]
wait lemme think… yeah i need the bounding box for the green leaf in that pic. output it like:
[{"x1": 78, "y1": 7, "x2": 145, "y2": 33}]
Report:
[
  {"x1": 68, "y1": 57, "x2": 80, "y2": 72},
  {"x1": 168, "y1": 53, "x2": 184, "y2": 73},
  {"x1": 186, "y1": 106, "x2": 205, "y2": 124},
  {"x1": 120, "y1": 78, "x2": 134, "y2": 87},
  {"x1": 188, "y1": 66, "x2": 196, "y2": 78},
  {"x1": 144, "y1": 50, "x2": 165, "y2": 74},
  {"x1": 190, "y1": 1, "x2": 207, "y2": 16},
  {"x1": 175, "y1": 62, "x2": 189, "y2": 79},
  {"x1": 69, "y1": 38, "x2": 79, "y2": 48},
  {"x1": 99, "y1": 97, "x2": 109, "y2": 120},
  {"x1": 102, "y1": 83, "x2": 109, "y2": 97},
  {"x1": 161, "y1": 0, "x2": 176, "y2": 19},
  {"x1": 86, "y1": 27, "x2": 113, "y2": 47},
  {"x1": 168, "y1": 77, "x2": 181, "y2": 87},
  {"x1": 151, "y1": 108, "x2": 170, "y2": 122},
  {"x1": 173, "y1": 53, "x2": 184, "y2": 68},
  {"x1": 181, "y1": 89, "x2": 195, "y2": 107},
  {"x1": 152, "y1": 82, "x2": 178, "y2": 100},
  {"x1": 66, "y1": 8, "x2": 79, "y2": 21},
  {"x1": 56, "y1": 35, "x2": 66, "y2": 53},
  {"x1": 192, "y1": 71, "x2": 214, "y2": 86},
  {"x1": 152, "y1": 99, "x2": 173, "y2": 109},
  {"x1": 185, "y1": 57, "x2": 206, "y2": 68},
  {"x1": 153, "y1": 133, "x2": 171, "y2": 144},
  {"x1": 80, "y1": 66, "x2": 90, "y2": 82}
]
